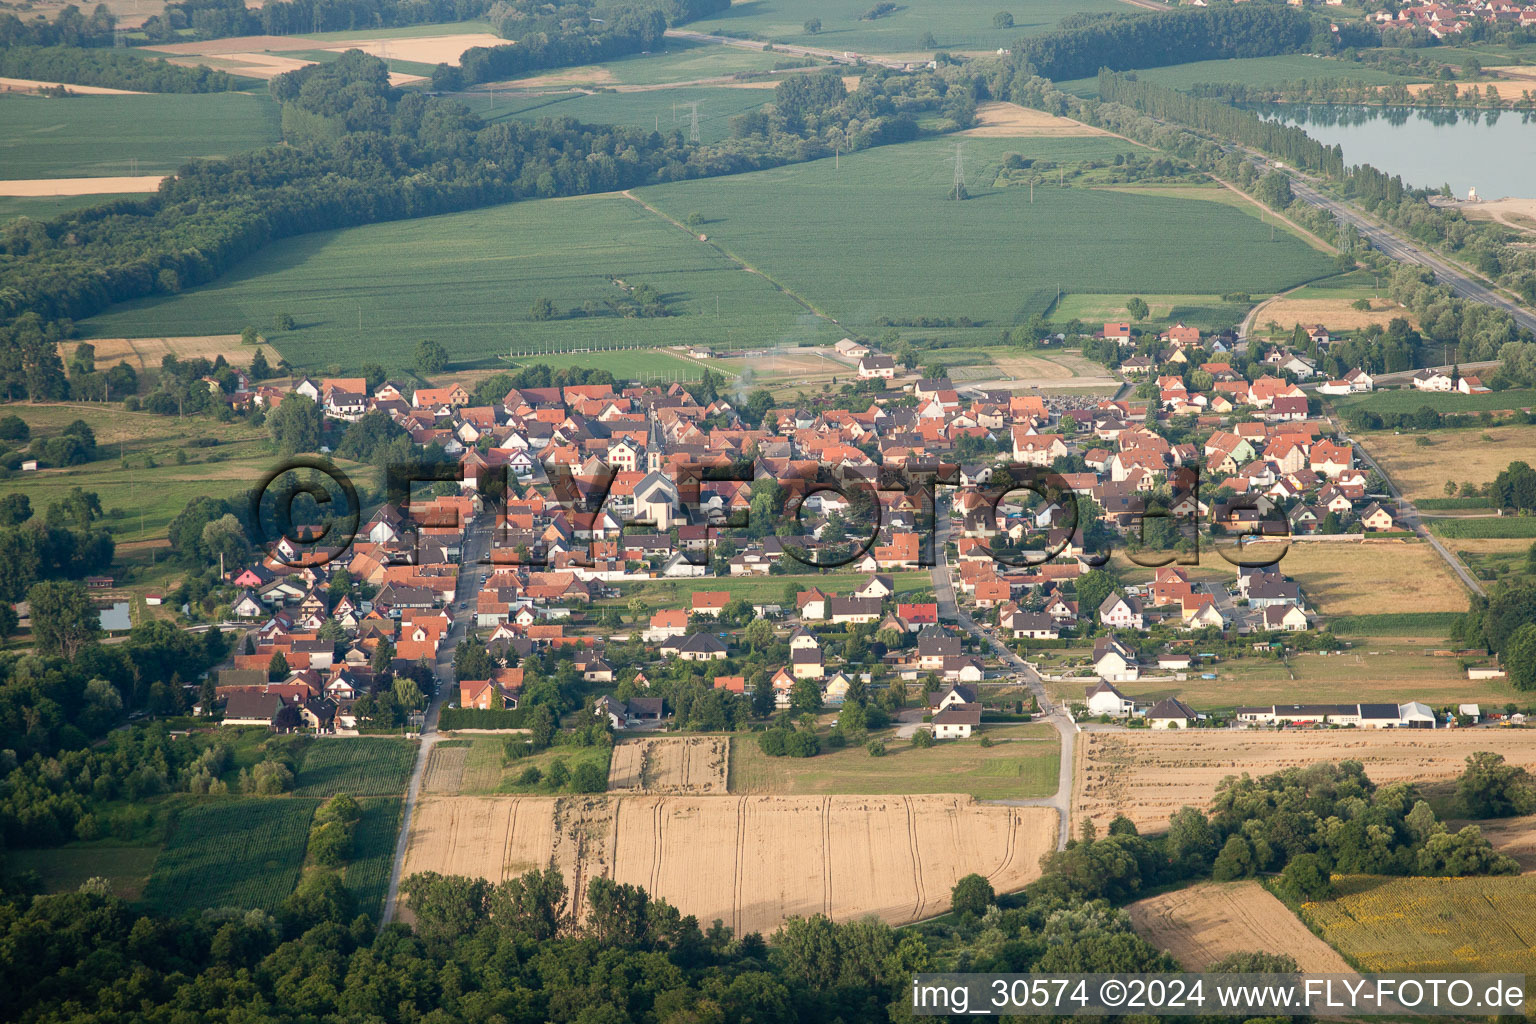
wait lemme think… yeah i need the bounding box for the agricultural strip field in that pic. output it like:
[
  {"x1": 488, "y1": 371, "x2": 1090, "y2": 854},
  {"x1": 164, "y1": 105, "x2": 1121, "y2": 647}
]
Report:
[
  {"x1": 346, "y1": 796, "x2": 405, "y2": 920},
  {"x1": 0, "y1": 93, "x2": 280, "y2": 179},
  {"x1": 1355, "y1": 424, "x2": 1536, "y2": 504},
  {"x1": 293, "y1": 738, "x2": 417, "y2": 797},
  {"x1": 141, "y1": 798, "x2": 317, "y2": 915},
  {"x1": 1073, "y1": 730, "x2": 1536, "y2": 835},
  {"x1": 1430, "y1": 517, "x2": 1536, "y2": 539},
  {"x1": 728, "y1": 724, "x2": 1060, "y2": 801},
  {"x1": 608, "y1": 736, "x2": 729, "y2": 794},
  {"x1": 685, "y1": 0, "x2": 1127, "y2": 55},
  {"x1": 486, "y1": 38, "x2": 794, "y2": 89},
  {"x1": 80, "y1": 191, "x2": 837, "y2": 370},
  {"x1": 634, "y1": 137, "x2": 1339, "y2": 332},
  {"x1": 1053, "y1": 54, "x2": 1424, "y2": 98},
  {"x1": 1126, "y1": 880, "x2": 1354, "y2": 973},
  {"x1": 401, "y1": 794, "x2": 1056, "y2": 934},
  {"x1": 487, "y1": 85, "x2": 773, "y2": 145},
  {"x1": 506, "y1": 347, "x2": 717, "y2": 383},
  {"x1": 1049, "y1": 293, "x2": 1252, "y2": 332},
  {"x1": 6, "y1": 844, "x2": 160, "y2": 900},
  {"x1": 1301, "y1": 875, "x2": 1536, "y2": 980}
]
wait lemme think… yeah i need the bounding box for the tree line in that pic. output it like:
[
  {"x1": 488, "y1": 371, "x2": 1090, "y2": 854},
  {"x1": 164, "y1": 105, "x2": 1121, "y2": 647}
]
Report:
[
  {"x1": 0, "y1": 43, "x2": 240, "y2": 91},
  {"x1": 1012, "y1": 5, "x2": 1328, "y2": 83},
  {"x1": 434, "y1": 0, "x2": 730, "y2": 90}
]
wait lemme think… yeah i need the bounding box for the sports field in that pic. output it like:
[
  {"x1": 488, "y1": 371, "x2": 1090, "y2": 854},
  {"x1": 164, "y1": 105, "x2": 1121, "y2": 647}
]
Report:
[
  {"x1": 686, "y1": 0, "x2": 1127, "y2": 55},
  {"x1": 635, "y1": 137, "x2": 1339, "y2": 330},
  {"x1": 0, "y1": 93, "x2": 280, "y2": 179},
  {"x1": 402, "y1": 794, "x2": 1056, "y2": 934},
  {"x1": 80, "y1": 191, "x2": 836, "y2": 369}
]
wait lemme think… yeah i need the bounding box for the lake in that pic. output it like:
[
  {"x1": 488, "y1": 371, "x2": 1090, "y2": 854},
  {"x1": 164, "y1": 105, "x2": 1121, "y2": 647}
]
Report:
[{"x1": 1260, "y1": 104, "x2": 1536, "y2": 201}]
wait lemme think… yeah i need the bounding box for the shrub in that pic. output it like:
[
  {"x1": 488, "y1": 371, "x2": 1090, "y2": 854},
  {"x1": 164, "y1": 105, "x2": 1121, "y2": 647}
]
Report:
[
  {"x1": 866, "y1": 739, "x2": 886, "y2": 757},
  {"x1": 912, "y1": 729, "x2": 934, "y2": 748},
  {"x1": 517, "y1": 765, "x2": 542, "y2": 786}
]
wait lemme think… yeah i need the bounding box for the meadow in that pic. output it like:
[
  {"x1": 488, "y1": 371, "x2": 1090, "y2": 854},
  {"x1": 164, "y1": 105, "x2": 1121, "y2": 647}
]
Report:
[
  {"x1": 1355, "y1": 423, "x2": 1536, "y2": 503},
  {"x1": 506, "y1": 347, "x2": 717, "y2": 382},
  {"x1": 293, "y1": 738, "x2": 418, "y2": 797},
  {"x1": 0, "y1": 192, "x2": 137, "y2": 223},
  {"x1": 6, "y1": 844, "x2": 160, "y2": 900},
  {"x1": 1302, "y1": 875, "x2": 1536, "y2": 978},
  {"x1": 635, "y1": 137, "x2": 1339, "y2": 331},
  {"x1": 141, "y1": 798, "x2": 318, "y2": 915},
  {"x1": 487, "y1": 84, "x2": 773, "y2": 144},
  {"x1": 1053, "y1": 54, "x2": 1425, "y2": 98},
  {"x1": 728, "y1": 723, "x2": 1060, "y2": 800},
  {"x1": 1050, "y1": 292, "x2": 1254, "y2": 331},
  {"x1": 344, "y1": 796, "x2": 404, "y2": 919},
  {"x1": 81, "y1": 191, "x2": 836, "y2": 369},
  {"x1": 489, "y1": 38, "x2": 797, "y2": 88},
  {"x1": 0, "y1": 93, "x2": 281, "y2": 179},
  {"x1": 595, "y1": 570, "x2": 932, "y2": 611},
  {"x1": 686, "y1": 0, "x2": 1127, "y2": 55}
]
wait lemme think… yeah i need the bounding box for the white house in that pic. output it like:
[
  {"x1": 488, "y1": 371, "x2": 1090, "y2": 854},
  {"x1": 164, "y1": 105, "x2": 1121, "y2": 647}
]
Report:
[
  {"x1": 1093, "y1": 636, "x2": 1140, "y2": 682},
  {"x1": 930, "y1": 702, "x2": 982, "y2": 739},
  {"x1": 858, "y1": 354, "x2": 896, "y2": 379},
  {"x1": 1147, "y1": 697, "x2": 1196, "y2": 729},
  {"x1": 1098, "y1": 593, "x2": 1144, "y2": 630},
  {"x1": 1412, "y1": 369, "x2": 1453, "y2": 392},
  {"x1": 1084, "y1": 680, "x2": 1135, "y2": 717}
]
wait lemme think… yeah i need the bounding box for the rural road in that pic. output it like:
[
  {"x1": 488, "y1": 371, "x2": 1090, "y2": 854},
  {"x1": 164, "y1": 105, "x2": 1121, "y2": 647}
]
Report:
[
  {"x1": 1324, "y1": 412, "x2": 1487, "y2": 599},
  {"x1": 379, "y1": 512, "x2": 492, "y2": 927},
  {"x1": 930, "y1": 504, "x2": 1076, "y2": 850}
]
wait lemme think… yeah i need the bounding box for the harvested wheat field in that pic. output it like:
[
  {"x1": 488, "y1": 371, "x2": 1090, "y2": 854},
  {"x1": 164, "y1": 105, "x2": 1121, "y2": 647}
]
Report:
[
  {"x1": 0, "y1": 176, "x2": 164, "y2": 196},
  {"x1": 61, "y1": 335, "x2": 250, "y2": 372},
  {"x1": 607, "y1": 737, "x2": 728, "y2": 794},
  {"x1": 1260, "y1": 295, "x2": 1415, "y2": 332},
  {"x1": 0, "y1": 77, "x2": 145, "y2": 95},
  {"x1": 1127, "y1": 880, "x2": 1355, "y2": 973},
  {"x1": 1407, "y1": 80, "x2": 1533, "y2": 101},
  {"x1": 1467, "y1": 813, "x2": 1536, "y2": 872},
  {"x1": 1074, "y1": 730, "x2": 1536, "y2": 834},
  {"x1": 1232, "y1": 539, "x2": 1469, "y2": 616},
  {"x1": 319, "y1": 33, "x2": 504, "y2": 65},
  {"x1": 404, "y1": 794, "x2": 1055, "y2": 933},
  {"x1": 962, "y1": 101, "x2": 1108, "y2": 138}
]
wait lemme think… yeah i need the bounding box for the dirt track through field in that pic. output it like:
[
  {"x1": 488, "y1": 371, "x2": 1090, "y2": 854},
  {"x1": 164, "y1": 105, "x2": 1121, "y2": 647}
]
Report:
[
  {"x1": 404, "y1": 794, "x2": 1055, "y2": 933},
  {"x1": 1128, "y1": 881, "x2": 1355, "y2": 972},
  {"x1": 1075, "y1": 730, "x2": 1536, "y2": 834}
]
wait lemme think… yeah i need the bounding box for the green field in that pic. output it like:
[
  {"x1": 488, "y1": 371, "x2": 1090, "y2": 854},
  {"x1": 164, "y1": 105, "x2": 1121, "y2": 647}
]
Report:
[
  {"x1": 494, "y1": 743, "x2": 612, "y2": 794},
  {"x1": 1053, "y1": 54, "x2": 1424, "y2": 97},
  {"x1": 293, "y1": 739, "x2": 418, "y2": 797},
  {"x1": 1429, "y1": 516, "x2": 1536, "y2": 539},
  {"x1": 0, "y1": 403, "x2": 269, "y2": 531},
  {"x1": 0, "y1": 93, "x2": 280, "y2": 179},
  {"x1": 727, "y1": 723, "x2": 1060, "y2": 800},
  {"x1": 345, "y1": 796, "x2": 404, "y2": 919},
  {"x1": 1333, "y1": 387, "x2": 1536, "y2": 416},
  {"x1": 1050, "y1": 291, "x2": 1253, "y2": 330},
  {"x1": 0, "y1": 192, "x2": 140, "y2": 224},
  {"x1": 602, "y1": 570, "x2": 932, "y2": 610},
  {"x1": 6, "y1": 844, "x2": 160, "y2": 900},
  {"x1": 142, "y1": 798, "x2": 318, "y2": 915},
  {"x1": 488, "y1": 85, "x2": 773, "y2": 144},
  {"x1": 81, "y1": 191, "x2": 836, "y2": 369},
  {"x1": 635, "y1": 137, "x2": 1339, "y2": 329},
  {"x1": 491, "y1": 38, "x2": 802, "y2": 87},
  {"x1": 688, "y1": 0, "x2": 1127, "y2": 54},
  {"x1": 507, "y1": 347, "x2": 718, "y2": 381},
  {"x1": 1324, "y1": 612, "x2": 1460, "y2": 636}
]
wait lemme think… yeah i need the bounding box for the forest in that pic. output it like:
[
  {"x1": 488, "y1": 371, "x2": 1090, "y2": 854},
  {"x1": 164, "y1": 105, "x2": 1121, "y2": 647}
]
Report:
[{"x1": 1013, "y1": 5, "x2": 1337, "y2": 83}]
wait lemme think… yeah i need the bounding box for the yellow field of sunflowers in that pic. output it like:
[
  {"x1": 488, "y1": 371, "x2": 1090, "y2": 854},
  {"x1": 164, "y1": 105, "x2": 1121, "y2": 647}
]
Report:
[{"x1": 1301, "y1": 874, "x2": 1536, "y2": 976}]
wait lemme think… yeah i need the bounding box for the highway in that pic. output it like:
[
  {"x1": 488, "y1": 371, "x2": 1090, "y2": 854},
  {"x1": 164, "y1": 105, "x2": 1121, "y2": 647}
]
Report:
[
  {"x1": 929, "y1": 502, "x2": 1076, "y2": 851},
  {"x1": 1257, "y1": 160, "x2": 1536, "y2": 336}
]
